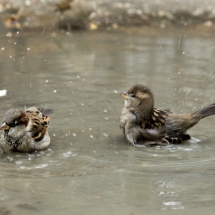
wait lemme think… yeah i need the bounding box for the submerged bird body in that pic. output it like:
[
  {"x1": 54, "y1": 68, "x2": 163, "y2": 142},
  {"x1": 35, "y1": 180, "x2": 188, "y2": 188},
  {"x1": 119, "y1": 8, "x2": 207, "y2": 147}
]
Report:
[
  {"x1": 0, "y1": 107, "x2": 50, "y2": 153},
  {"x1": 120, "y1": 84, "x2": 215, "y2": 146}
]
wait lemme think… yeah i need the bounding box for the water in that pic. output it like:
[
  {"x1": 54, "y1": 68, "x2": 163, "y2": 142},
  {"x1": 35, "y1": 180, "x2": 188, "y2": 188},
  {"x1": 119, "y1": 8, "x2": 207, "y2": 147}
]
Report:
[{"x1": 0, "y1": 29, "x2": 215, "y2": 214}]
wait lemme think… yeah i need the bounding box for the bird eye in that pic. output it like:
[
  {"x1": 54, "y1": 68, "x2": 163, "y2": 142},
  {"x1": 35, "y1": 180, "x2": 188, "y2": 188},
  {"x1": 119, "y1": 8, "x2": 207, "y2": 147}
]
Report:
[
  {"x1": 130, "y1": 93, "x2": 135, "y2": 98},
  {"x1": 13, "y1": 120, "x2": 19, "y2": 126},
  {"x1": 36, "y1": 111, "x2": 40, "y2": 114}
]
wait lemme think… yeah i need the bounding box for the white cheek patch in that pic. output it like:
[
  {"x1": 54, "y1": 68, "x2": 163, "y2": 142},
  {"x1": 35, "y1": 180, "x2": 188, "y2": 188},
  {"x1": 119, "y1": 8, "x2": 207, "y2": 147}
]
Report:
[{"x1": 124, "y1": 99, "x2": 128, "y2": 107}]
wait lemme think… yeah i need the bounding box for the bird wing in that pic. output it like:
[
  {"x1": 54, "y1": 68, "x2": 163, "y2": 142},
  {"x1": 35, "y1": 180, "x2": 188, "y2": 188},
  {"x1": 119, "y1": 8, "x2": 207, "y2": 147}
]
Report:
[
  {"x1": 145, "y1": 108, "x2": 170, "y2": 129},
  {"x1": 26, "y1": 110, "x2": 50, "y2": 142}
]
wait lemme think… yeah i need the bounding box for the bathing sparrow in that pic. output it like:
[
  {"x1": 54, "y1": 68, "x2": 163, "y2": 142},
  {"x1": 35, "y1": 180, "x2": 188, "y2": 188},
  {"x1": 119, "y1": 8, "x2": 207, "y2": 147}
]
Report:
[
  {"x1": 0, "y1": 107, "x2": 50, "y2": 153},
  {"x1": 120, "y1": 84, "x2": 215, "y2": 146}
]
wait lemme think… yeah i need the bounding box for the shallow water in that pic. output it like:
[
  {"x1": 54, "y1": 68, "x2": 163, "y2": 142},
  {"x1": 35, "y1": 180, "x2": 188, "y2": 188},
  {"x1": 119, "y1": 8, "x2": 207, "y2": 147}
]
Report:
[{"x1": 0, "y1": 29, "x2": 215, "y2": 214}]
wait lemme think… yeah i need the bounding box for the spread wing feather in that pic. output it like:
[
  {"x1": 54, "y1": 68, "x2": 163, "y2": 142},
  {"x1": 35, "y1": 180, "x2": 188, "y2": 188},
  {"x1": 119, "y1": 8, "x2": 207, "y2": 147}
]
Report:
[
  {"x1": 25, "y1": 107, "x2": 50, "y2": 142},
  {"x1": 144, "y1": 108, "x2": 170, "y2": 129}
]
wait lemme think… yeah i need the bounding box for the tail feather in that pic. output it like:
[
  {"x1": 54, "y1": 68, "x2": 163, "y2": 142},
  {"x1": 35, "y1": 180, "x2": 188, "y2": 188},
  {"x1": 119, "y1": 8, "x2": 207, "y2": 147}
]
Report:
[{"x1": 192, "y1": 103, "x2": 215, "y2": 119}]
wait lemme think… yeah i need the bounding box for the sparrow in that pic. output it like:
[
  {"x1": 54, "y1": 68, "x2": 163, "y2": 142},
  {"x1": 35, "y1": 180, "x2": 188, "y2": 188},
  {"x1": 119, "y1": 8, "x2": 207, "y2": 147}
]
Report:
[
  {"x1": 120, "y1": 84, "x2": 215, "y2": 147},
  {"x1": 55, "y1": 0, "x2": 73, "y2": 13},
  {"x1": 4, "y1": 7, "x2": 23, "y2": 30},
  {"x1": 0, "y1": 107, "x2": 50, "y2": 153}
]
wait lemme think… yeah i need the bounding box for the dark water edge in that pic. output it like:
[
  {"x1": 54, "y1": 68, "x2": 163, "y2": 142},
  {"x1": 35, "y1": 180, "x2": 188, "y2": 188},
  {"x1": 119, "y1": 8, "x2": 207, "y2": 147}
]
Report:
[{"x1": 1, "y1": 0, "x2": 215, "y2": 31}]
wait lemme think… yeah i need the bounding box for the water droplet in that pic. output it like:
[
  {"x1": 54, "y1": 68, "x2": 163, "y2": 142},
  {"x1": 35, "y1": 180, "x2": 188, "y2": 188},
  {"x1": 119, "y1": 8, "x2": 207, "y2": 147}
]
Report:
[
  {"x1": 46, "y1": 80, "x2": 48, "y2": 83},
  {"x1": 113, "y1": 90, "x2": 118, "y2": 93},
  {"x1": 73, "y1": 133, "x2": 76, "y2": 137},
  {"x1": 7, "y1": 157, "x2": 13, "y2": 161},
  {"x1": 90, "y1": 135, "x2": 94, "y2": 138},
  {"x1": 2, "y1": 47, "x2": 5, "y2": 50},
  {"x1": 182, "y1": 52, "x2": 185, "y2": 54},
  {"x1": 16, "y1": 161, "x2": 22, "y2": 165},
  {"x1": 163, "y1": 201, "x2": 181, "y2": 206},
  {"x1": 25, "y1": 0, "x2": 31, "y2": 6},
  {"x1": 63, "y1": 152, "x2": 71, "y2": 158},
  {"x1": 6, "y1": 32, "x2": 12, "y2": 37},
  {"x1": 53, "y1": 134, "x2": 56, "y2": 136},
  {"x1": 27, "y1": 48, "x2": 30, "y2": 50},
  {"x1": 104, "y1": 109, "x2": 107, "y2": 113},
  {"x1": 103, "y1": 133, "x2": 108, "y2": 137},
  {"x1": 53, "y1": 90, "x2": 57, "y2": 93},
  {"x1": 35, "y1": 164, "x2": 48, "y2": 168},
  {"x1": 0, "y1": 90, "x2": 7, "y2": 97}
]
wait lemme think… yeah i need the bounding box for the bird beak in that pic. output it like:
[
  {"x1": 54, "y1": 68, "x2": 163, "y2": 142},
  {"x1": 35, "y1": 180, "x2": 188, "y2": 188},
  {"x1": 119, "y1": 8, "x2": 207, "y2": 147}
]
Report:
[
  {"x1": 0, "y1": 122, "x2": 10, "y2": 130},
  {"x1": 120, "y1": 92, "x2": 129, "y2": 100}
]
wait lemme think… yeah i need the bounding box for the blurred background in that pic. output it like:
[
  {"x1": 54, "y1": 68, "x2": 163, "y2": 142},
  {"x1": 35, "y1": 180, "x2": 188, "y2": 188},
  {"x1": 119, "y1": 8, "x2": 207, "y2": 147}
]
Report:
[{"x1": 0, "y1": 0, "x2": 215, "y2": 32}]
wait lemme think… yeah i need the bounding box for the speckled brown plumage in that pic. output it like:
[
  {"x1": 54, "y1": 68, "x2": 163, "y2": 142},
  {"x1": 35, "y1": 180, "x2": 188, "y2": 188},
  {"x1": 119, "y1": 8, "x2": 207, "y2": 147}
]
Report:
[
  {"x1": 25, "y1": 107, "x2": 50, "y2": 142},
  {"x1": 145, "y1": 108, "x2": 170, "y2": 129},
  {"x1": 0, "y1": 107, "x2": 51, "y2": 153},
  {"x1": 120, "y1": 84, "x2": 215, "y2": 147}
]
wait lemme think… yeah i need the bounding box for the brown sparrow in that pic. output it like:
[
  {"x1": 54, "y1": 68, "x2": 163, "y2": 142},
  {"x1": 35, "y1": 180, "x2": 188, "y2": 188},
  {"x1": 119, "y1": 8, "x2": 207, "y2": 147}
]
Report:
[
  {"x1": 120, "y1": 84, "x2": 215, "y2": 147},
  {"x1": 55, "y1": 0, "x2": 73, "y2": 13},
  {"x1": 0, "y1": 107, "x2": 50, "y2": 153},
  {"x1": 4, "y1": 7, "x2": 23, "y2": 30}
]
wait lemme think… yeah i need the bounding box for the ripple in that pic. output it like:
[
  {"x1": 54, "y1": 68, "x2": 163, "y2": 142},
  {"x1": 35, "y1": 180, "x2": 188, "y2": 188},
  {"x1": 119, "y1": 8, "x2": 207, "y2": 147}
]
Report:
[
  {"x1": 35, "y1": 164, "x2": 48, "y2": 169},
  {"x1": 163, "y1": 201, "x2": 181, "y2": 206}
]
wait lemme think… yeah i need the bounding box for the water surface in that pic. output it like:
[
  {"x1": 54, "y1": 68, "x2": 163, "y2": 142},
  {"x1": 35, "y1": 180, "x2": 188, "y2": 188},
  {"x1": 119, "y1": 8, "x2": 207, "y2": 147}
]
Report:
[{"x1": 0, "y1": 29, "x2": 215, "y2": 215}]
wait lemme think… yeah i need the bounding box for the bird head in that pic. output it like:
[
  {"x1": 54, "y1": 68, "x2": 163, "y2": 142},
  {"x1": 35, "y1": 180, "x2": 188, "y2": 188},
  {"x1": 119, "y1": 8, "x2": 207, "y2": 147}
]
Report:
[
  {"x1": 120, "y1": 84, "x2": 154, "y2": 112},
  {"x1": 26, "y1": 107, "x2": 43, "y2": 119},
  {"x1": 0, "y1": 109, "x2": 29, "y2": 131}
]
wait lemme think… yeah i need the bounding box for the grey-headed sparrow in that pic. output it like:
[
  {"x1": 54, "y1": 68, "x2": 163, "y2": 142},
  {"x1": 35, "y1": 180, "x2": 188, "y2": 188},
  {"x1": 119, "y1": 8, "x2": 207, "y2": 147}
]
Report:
[
  {"x1": 0, "y1": 107, "x2": 50, "y2": 153},
  {"x1": 120, "y1": 84, "x2": 215, "y2": 147}
]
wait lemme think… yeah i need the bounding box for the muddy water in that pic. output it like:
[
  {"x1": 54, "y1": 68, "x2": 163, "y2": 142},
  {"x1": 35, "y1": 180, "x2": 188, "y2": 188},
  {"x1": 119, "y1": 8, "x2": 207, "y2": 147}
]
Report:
[{"x1": 0, "y1": 30, "x2": 215, "y2": 215}]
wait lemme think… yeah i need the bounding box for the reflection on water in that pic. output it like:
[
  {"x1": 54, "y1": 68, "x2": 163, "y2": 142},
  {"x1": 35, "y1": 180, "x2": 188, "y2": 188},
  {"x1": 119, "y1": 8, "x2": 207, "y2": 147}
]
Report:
[{"x1": 0, "y1": 30, "x2": 215, "y2": 214}]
